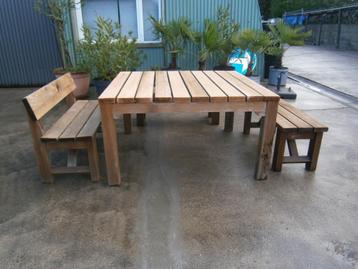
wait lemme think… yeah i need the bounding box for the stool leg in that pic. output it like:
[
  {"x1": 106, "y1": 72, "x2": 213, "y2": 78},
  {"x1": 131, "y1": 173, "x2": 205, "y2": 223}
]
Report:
[
  {"x1": 137, "y1": 113, "x2": 146, "y2": 126},
  {"x1": 243, "y1": 112, "x2": 252, "y2": 135},
  {"x1": 272, "y1": 129, "x2": 286, "y2": 172},
  {"x1": 123, "y1": 114, "x2": 132, "y2": 134},
  {"x1": 306, "y1": 132, "x2": 323, "y2": 171},
  {"x1": 211, "y1": 112, "x2": 220, "y2": 125},
  {"x1": 88, "y1": 136, "x2": 100, "y2": 182},
  {"x1": 224, "y1": 112, "x2": 234, "y2": 132}
]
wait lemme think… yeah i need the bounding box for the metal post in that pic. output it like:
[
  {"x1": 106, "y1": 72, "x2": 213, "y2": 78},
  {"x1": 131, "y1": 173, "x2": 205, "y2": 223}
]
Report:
[
  {"x1": 318, "y1": 15, "x2": 324, "y2": 46},
  {"x1": 336, "y1": 9, "x2": 342, "y2": 49}
]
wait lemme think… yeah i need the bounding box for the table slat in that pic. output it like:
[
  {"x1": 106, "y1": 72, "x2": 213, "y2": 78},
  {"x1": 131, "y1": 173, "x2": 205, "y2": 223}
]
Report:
[
  {"x1": 167, "y1": 71, "x2": 191, "y2": 103},
  {"x1": 203, "y1": 71, "x2": 246, "y2": 102},
  {"x1": 228, "y1": 71, "x2": 279, "y2": 100},
  {"x1": 215, "y1": 71, "x2": 263, "y2": 101},
  {"x1": 117, "y1": 72, "x2": 143, "y2": 103},
  {"x1": 180, "y1": 71, "x2": 209, "y2": 102},
  {"x1": 154, "y1": 71, "x2": 172, "y2": 102},
  {"x1": 135, "y1": 71, "x2": 155, "y2": 103},
  {"x1": 99, "y1": 72, "x2": 131, "y2": 103},
  {"x1": 191, "y1": 71, "x2": 227, "y2": 102}
]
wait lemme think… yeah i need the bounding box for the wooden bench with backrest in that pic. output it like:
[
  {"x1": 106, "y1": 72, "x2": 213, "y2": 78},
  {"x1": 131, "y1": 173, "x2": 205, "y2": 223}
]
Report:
[
  {"x1": 233, "y1": 99, "x2": 328, "y2": 171},
  {"x1": 23, "y1": 73, "x2": 101, "y2": 183}
]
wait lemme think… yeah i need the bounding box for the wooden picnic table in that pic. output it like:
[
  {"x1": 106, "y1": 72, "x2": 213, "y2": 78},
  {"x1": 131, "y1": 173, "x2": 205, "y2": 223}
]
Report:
[{"x1": 99, "y1": 70, "x2": 280, "y2": 186}]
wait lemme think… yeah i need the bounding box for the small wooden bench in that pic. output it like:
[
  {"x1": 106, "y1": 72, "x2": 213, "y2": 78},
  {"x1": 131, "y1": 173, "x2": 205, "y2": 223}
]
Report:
[
  {"x1": 232, "y1": 99, "x2": 328, "y2": 171},
  {"x1": 23, "y1": 74, "x2": 101, "y2": 183}
]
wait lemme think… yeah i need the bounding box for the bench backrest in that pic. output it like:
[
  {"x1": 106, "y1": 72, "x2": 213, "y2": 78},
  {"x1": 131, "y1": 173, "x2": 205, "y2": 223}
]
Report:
[{"x1": 23, "y1": 73, "x2": 76, "y2": 121}]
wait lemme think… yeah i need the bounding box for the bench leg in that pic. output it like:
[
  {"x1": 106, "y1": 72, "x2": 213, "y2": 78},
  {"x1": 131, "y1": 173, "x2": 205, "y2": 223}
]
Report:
[
  {"x1": 272, "y1": 129, "x2": 286, "y2": 172},
  {"x1": 88, "y1": 136, "x2": 100, "y2": 182},
  {"x1": 224, "y1": 112, "x2": 234, "y2": 132},
  {"x1": 123, "y1": 114, "x2": 132, "y2": 134},
  {"x1": 211, "y1": 112, "x2": 220, "y2": 125},
  {"x1": 306, "y1": 132, "x2": 323, "y2": 171},
  {"x1": 136, "y1": 113, "x2": 146, "y2": 126},
  {"x1": 243, "y1": 112, "x2": 252, "y2": 135}
]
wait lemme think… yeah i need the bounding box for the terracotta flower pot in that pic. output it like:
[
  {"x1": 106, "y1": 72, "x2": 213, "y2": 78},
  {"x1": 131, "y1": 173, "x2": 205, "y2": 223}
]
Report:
[{"x1": 54, "y1": 70, "x2": 90, "y2": 99}]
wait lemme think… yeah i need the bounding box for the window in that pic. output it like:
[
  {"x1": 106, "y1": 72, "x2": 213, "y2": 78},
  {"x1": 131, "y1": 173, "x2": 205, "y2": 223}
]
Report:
[{"x1": 78, "y1": 0, "x2": 161, "y2": 43}]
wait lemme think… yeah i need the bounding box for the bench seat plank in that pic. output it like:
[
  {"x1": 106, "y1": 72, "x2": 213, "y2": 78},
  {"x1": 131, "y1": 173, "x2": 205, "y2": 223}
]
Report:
[
  {"x1": 77, "y1": 106, "x2": 101, "y2": 138},
  {"x1": 167, "y1": 71, "x2": 191, "y2": 103},
  {"x1": 191, "y1": 71, "x2": 227, "y2": 102},
  {"x1": 276, "y1": 114, "x2": 297, "y2": 131},
  {"x1": 279, "y1": 100, "x2": 328, "y2": 132},
  {"x1": 278, "y1": 105, "x2": 313, "y2": 131},
  {"x1": 60, "y1": 101, "x2": 98, "y2": 139},
  {"x1": 41, "y1": 100, "x2": 88, "y2": 141}
]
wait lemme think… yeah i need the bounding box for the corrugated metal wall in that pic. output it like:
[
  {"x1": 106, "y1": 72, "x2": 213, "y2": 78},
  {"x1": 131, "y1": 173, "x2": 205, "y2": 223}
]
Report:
[
  {"x1": 162, "y1": 0, "x2": 263, "y2": 75},
  {"x1": 0, "y1": 0, "x2": 62, "y2": 86},
  {"x1": 138, "y1": 47, "x2": 165, "y2": 70}
]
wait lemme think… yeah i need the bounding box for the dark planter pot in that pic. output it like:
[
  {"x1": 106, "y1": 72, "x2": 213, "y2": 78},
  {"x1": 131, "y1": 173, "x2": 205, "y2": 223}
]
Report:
[
  {"x1": 93, "y1": 79, "x2": 111, "y2": 96},
  {"x1": 268, "y1": 66, "x2": 288, "y2": 86},
  {"x1": 264, "y1": 55, "x2": 283, "y2": 79},
  {"x1": 213, "y1": 65, "x2": 235, "y2": 71}
]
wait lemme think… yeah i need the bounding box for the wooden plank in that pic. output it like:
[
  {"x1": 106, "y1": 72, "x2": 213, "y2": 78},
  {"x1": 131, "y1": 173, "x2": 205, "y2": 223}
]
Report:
[
  {"x1": 135, "y1": 71, "x2": 155, "y2": 103},
  {"x1": 276, "y1": 113, "x2": 297, "y2": 131},
  {"x1": 51, "y1": 166, "x2": 90, "y2": 174},
  {"x1": 278, "y1": 105, "x2": 313, "y2": 131},
  {"x1": 228, "y1": 71, "x2": 279, "y2": 100},
  {"x1": 306, "y1": 132, "x2": 323, "y2": 171},
  {"x1": 215, "y1": 71, "x2": 263, "y2": 101},
  {"x1": 279, "y1": 100, "x2": 328, "y2": 132},
  {"x1": 77, "y1": 106, "x2": 101, "y2": 138},
  {"x1": 203, "y1": 71, "x2": 246, "y2": 102},
  {"x1": 100, "y1": 103, "x2": 121, "y2": 185},
  {"x1": 60, "y1": 101, "x2": 98, "y2": 139},
  {"x1": 191, "y1": 71, "x2": 227, "y2": 102},
  {"x1": 287, "y1": 139, "x2": 299, "y2": 157},
  {"x1": 23, "y1": 73, "x2": 76, "y2": 120},
  {"x1": 255, "y1": 100, "x2": 278, "y2": 180},
  {"x1": 167, "y1": 71, "x2": 191, "y2": 103},
  {"x1": 180, "y1": 71, "x2": 209, "y2": 102},
  {"x1": 117, "y1": 71, "x2": 143, "y2": 103},
  {"x1": 154, "y1": 71, "x2": 172, "y2": 102},
  {"x1": 41, "y1": 100, "x2": 88, "y2": 140},
  {"x1": 99, "y1": 72, "x2": 131, "y2": 103},
  {"x1": 272, "y1": 129, "x2": 287, "y2": 172}
]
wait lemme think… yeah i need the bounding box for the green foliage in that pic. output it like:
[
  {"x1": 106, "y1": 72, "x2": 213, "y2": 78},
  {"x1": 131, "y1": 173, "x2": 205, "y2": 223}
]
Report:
[
  {"x1": 195, "y1": 19, "x2": 223, "y2": 69},
  {"x1": 216, "y1": 6, "x2": 240, "y2": 65},
  {"x1": 78, "y1": 16, "x2": 143, "y2": 81},
  {"x1": 231, "y1": 29, "x2": 272, "y2": 54},
  {"x1": 35, "y1": 0, "x2": 77, "y2": 69},
  {"x1": 266, "y1": 21, "x2": 311, "y2": 58},
  {"x1": 149, "y1": 16, "x2": 195, "y2": 68}
]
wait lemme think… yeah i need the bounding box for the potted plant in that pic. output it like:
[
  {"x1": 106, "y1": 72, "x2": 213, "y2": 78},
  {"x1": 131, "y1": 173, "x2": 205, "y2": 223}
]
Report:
[
  {"x1": 78, "y1": 16, "x2": 143, "y2": 95},
  {"x1": 231, "y1": 29, "x2": 272, "y2": 76},
  {"x1": 266, "y1": 21, "x2": 311, "y2": 86},
  {"x1": 149, "y1": 16, "x2": 195, "y2": 70},
  {"x1": 213, "y1": 6, "x2": 240, "y2": 70},
  {"x1": 35, "y1": 0, "x2": 90, "y2": 98},
  {"x1": 195, "y1": 19, "x2": 222, "y2": 70}
]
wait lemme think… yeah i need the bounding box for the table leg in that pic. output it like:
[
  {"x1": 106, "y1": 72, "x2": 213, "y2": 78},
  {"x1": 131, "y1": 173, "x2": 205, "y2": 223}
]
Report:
[
  {"x1": 99, "y1": 103, "x2": 121, "y2": 186},
  {"x1": 255, "y1": 101, "x2": 278, "y2": 180}
]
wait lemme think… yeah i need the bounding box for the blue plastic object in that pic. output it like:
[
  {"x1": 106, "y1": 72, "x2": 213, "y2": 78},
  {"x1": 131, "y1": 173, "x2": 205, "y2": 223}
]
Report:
[{"x1": 227, "y1": 49, "x2": 257, "y2": 75}]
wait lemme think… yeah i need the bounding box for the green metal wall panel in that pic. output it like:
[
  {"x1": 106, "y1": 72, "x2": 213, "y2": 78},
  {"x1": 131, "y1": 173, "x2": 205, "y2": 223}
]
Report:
[
  {"x1": 162, "y1": 0, "x2": 264, "y2": 75},
  {"x1": 138, "y1": 47, "x2": 165, "y2": 70}
]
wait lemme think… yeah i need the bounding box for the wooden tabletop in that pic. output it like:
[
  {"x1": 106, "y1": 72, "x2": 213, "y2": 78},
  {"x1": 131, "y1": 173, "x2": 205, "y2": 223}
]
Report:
[{"x1": 99, "y1": 70, "x2": 279, "y2": 104}]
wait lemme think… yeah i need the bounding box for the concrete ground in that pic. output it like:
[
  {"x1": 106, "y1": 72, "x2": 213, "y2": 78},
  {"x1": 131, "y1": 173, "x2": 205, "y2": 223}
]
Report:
[
  {"x1": 284, "y1": 45, "x2": 358, "y2": 98},
  {"x1": 0, "y1": 82, "x2": 357, "y2": 269}
]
